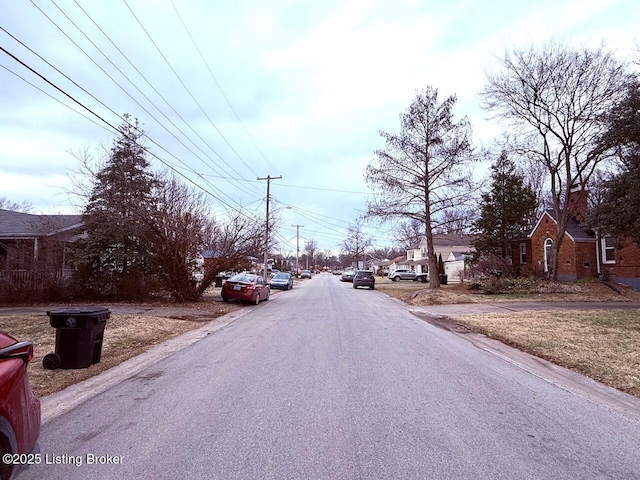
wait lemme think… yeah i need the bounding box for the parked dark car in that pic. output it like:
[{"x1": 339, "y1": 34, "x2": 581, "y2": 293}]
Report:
[
  {"x1": 269, "y1": 272, "x2": 294, "y2": 290},
  {"x1": 221, "y1": 274, "x2": 270, "y2": 304},
  {"x1": 300, "y1": 270, "x2": 312, "y2": 279},
  {"x1": 388, "y1": 269, "x2": 417, "y2": 281},
  {"x1": 0, "y1": 331, "x2": 41, "y2": 480},
  {"x1": 341, "y1": 269, "x2": 355, "y2": 282},
  {"x1": 353, "y1": 270, "x2": 375, "y2": 289}
]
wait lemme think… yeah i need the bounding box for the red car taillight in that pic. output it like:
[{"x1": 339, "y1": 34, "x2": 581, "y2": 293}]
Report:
[{"x1": 0, "y1": 341, "x2": 34, "y2": 364}]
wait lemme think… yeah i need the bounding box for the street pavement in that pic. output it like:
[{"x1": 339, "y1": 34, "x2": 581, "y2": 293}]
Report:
[{"x1": 16, "y1": 274, "x2": 640, "y2": 479}]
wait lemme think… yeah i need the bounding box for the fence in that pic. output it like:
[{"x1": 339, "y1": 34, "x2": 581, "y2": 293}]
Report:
[{"x1": 0, "y1": 270, "x2": 71, "y2": 290}]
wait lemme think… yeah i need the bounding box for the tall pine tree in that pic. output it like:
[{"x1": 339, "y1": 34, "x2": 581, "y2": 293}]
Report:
[
  {"x1": 73, "y1": 115, "x2": 161, "y2": 299},
  {"x1": 472, "y1": 152, "x2": 537, "y2": 260}
]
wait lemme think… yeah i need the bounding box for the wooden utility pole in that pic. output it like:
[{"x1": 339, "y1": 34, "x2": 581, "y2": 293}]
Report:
[
  {"x1": 292, "y1": 224, "x2": 304, "y2": 274},
  {"x1": 258, "y1": 175, "x2": 281, "y2": 277}
]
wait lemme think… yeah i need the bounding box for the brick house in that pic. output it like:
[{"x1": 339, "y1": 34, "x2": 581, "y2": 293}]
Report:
[{"x1": 511, "y1": 189, "x2": 640, "y2": 290}]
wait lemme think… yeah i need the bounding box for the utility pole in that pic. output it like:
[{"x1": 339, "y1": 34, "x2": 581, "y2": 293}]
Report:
[
  {"x1": 292, "y1": 224, "x2": 304, "y2": 274},
  {"x1": 258, "y1": 175, "x2": 281, "y2": 278}
]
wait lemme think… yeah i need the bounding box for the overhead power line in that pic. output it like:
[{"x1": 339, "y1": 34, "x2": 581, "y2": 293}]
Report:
[
  {"x1": 122, "y1": 0, "x2": 259, "y2": 178},
  {"x1": 0, "y1": 43, "x2": 258, "y2": 219},
  {"x1": 28, "y1": 1, "x2": 260, "y2": 199},
  {"x1": 169, "y1": 0, "x2": 279, "y2": 173}
]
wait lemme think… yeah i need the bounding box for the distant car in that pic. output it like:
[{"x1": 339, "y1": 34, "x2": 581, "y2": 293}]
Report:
[
  {"x1": 221, "y1": 274, "x2": 270, "y2": 304},
  {"x1": 341, "y1": 269, "x2": 355, "y2": 282},
  {"x1": 388, "y1": 269, "x2": 417, "y2": 281},
  {"x1": 270, "y1": 272, "x2": 294, "y2": 290},
  {"x1": 353, "y1": 270, "x2": 375, "y2": 290},
  {"x1": 0, "y1": 331, "x2": 41, "y2": 480},
  {"x1": 332, "y1": 269, "x2": 343, "y2": 276},
  {"x1": 300, "y1": 270, "x2": 312, "y2": 279}
]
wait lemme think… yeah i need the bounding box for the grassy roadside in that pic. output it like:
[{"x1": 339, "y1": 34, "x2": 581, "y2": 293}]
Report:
[
  {"x1": 454, "y1": 309, "x2": 640, "y2": 398},
  {"x1": 376, "y1": 278, "x2": 640, "y2": 398},
  {"x1": 1, "y1": 295, "x2": 242, "y2": 398}
]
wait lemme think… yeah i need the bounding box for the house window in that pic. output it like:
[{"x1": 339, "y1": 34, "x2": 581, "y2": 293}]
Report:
[
  {"x1": 601, "y1": 237, "x2": 615, "y2": 264},
  {"x1": 519, "y1": 243, "x2": 527, "y2": 264},
  {"x1": 544, "y1": 238, "x2": 553, "y2": 273}
]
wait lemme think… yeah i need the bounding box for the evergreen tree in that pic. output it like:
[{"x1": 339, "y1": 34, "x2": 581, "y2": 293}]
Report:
[
  {"x1": 73, "y1": 115, "x2": 161, "y2": 299},
  {"x1": 472, "y1": 152, "x2": 537, "y2": 260},
  {"x1": 590, "y1": 81, "x2": 640, "y2": 246}
]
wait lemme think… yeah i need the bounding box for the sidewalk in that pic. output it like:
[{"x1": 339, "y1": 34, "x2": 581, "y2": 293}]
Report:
[{"x1": 407, "y1": 301, "x2": 640, "y2": 318}]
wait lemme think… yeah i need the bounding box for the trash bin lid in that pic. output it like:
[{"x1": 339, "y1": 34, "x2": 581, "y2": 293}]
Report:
[
  {"x1": 46, "y1": 307, "x2": 111, "y2": 316},
  {"x1": 46, "y1": 307, "x2": 111, "y2": 326}
]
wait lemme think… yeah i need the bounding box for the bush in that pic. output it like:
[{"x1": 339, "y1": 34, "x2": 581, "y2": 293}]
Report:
[
  {"x1": 466, "y1": 254, "x2": 516, "y2": 280},
  {"x1": 466, "y1": 276, "x2": 583, "y2": 295}
]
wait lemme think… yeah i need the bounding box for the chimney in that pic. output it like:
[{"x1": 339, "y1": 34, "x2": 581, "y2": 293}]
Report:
[{"x1": 567, "y1": 185, "x2": 588, "y2": 224}]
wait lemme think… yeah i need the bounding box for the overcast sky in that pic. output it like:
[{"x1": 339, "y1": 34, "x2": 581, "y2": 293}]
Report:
[{"x1": 1, "y1": 0, "x2": 638, "y2": 255}]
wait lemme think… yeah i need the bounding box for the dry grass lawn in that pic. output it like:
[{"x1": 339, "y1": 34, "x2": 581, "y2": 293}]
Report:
[
  {"x1": 453, "y1": 309, "x2": 640, "y2": 398},
  {"x1": 1, "y1": 298, "x2": 242, "y2": 397},
  {"x1": 376, "y1": 277, "x2": 640, "y2": 305}
]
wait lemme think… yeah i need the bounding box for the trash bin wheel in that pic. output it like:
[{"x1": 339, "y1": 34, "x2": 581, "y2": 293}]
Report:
[{"x1": 42, "y1": 352, "x2": 62, "y2": 370}]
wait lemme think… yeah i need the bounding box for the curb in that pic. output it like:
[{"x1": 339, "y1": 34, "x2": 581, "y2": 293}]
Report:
[{"x1": 39, "y1": 305, "x2": 256, "y2": 424}]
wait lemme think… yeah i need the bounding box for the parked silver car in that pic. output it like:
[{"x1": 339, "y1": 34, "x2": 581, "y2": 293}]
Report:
[
  {"x1": 341, "y1": 269, "x2": 355, "y2": 282},
  {"x1": 388, "y1": 269, "x2": 417, "y2": 281},
  {"x1": 269, "y1": 272, "x2": 294, "y2": 290}
]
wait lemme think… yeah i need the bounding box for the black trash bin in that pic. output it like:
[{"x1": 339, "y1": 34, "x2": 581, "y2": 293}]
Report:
[{"x1": 44, "y1": 307, "x2": 110, "y2": 369}]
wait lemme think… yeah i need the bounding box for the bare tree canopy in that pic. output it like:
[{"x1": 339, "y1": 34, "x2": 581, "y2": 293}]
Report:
[
  {"x1": 481, "y1": 41, "x2": 630, "y2": 280},
  {"x1": 365, "y1": 86, "x2": 474, "y2": 287},
  {"x1": 340, "y1": 222, "x2": 372, "y2": 268},
  {"x1": 0, "y1": 197, "x2": 32, "y2": 213}
]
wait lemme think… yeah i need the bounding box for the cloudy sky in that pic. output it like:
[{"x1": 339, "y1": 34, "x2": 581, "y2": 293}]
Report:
[{"x1": 1, "y1": 0, "x2": 638, "y2": 255}]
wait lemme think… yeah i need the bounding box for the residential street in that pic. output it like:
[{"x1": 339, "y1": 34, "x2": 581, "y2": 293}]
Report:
[{"x1": 21, "y1": 273, "x2": 640, "y2": 479}]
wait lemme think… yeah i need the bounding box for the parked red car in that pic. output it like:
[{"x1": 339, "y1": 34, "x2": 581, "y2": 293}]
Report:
[
  {"x1": 0, "y1": 331, "x2": 41, "y2": 480},
  {"x1": 221, "y1": 273, "x2": 270, "y2": 304}
]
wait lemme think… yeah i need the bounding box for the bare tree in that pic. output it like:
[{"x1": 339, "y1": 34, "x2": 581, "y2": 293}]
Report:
[
  {"x1": 0, "y1": 197, "x2": 32, "y2": 213},
  {"x1": 304, "y1": 239, "x2": 318, "y2": 269},
  {"x1": 142, "y1": 175, "x2": 216, "y2": 302},
  {"x1": 340, "y1": 222, "x2": 372, "y2": 268},
  {"x1": 395, "y1": 218, "x2": 424, "y2": 250},
  {"x1": 365, "y1": 86, "x2": 474, "y2": 288},
  {"x1": 481, "y1": 41, "x2": 629, "y2": 280}
]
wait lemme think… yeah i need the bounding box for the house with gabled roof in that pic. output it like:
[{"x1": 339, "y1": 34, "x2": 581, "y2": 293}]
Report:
[
  {"x1": 0, "y1": 209, "x2": 83, "y2": 275},
  {"x1": 396, "y1": 234, "x2": 475, "y2": 282},
  {"x1": 511, "y1": 188, "x2": 640, "y2": 290}
]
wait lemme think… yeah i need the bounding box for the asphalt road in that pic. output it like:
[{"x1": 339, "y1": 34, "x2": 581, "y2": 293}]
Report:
[{"x1": 20, "y1": 273, "x2": 640, "y2": 479}]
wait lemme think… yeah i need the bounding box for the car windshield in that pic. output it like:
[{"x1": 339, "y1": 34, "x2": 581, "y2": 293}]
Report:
[
  {"x1": 228, "y1": 274, "x2": 256, "y2": 283},
  {"x1": 273, "y1": 273, "x2": 290, "y2": 279}
]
